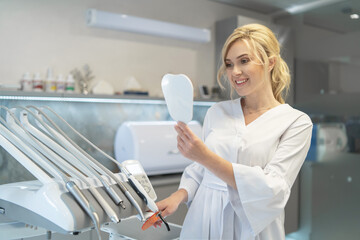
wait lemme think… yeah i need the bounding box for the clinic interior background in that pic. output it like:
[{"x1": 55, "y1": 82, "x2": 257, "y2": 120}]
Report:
[{"x1": 0, "y1": 0, "x2": 360, "y2": 239}]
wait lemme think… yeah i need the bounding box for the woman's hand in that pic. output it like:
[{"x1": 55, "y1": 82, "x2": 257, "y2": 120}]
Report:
[
  {"x1": 175, "y1": 122, "x2": 237, "y2": 189},
  {"x1": 174, "y1": 121, "x2": 211, "y2": 164},
  {"x1": 153, "y1": 189, "x2": 188, "y2": 228}
]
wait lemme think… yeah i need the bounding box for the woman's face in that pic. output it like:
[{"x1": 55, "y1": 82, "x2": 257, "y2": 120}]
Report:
[{"x1": 225, "y1": 40, "x2": 270, "y2": 98}]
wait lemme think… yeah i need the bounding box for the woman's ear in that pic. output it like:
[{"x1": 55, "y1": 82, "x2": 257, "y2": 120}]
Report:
[{"x1": 268, "y1": 56, "x2": 276, "y2": 72}]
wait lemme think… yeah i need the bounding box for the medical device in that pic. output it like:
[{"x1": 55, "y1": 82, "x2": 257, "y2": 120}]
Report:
[
  {"x1": 0, "y1": 106, "x2": 168, "y2": 240},
  {"x1": 34, "y1": 106, "x2": 159, "y2": 215},
  {"x1": 122, "y1": 160, "x2": 157, "y2": 201}
]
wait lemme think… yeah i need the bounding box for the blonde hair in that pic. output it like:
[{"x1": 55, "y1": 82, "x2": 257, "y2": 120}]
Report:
[{"x1": 217, "y1": 23, "x2": 290, "y2": 103}]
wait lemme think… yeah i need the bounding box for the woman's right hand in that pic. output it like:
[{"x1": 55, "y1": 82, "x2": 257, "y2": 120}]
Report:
[{"x1": 153, "y1": 189, "x2": 188, "y2": 227}]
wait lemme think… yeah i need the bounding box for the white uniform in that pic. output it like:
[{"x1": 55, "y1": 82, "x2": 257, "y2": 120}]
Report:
[{"x1": 179, "y1": 98, "x2": 312, "y2": 240}]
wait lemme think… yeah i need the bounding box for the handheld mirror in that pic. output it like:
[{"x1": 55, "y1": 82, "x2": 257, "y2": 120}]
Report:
[{"x1": 161, "y1": 74, "x2": 193, "y2": 123}]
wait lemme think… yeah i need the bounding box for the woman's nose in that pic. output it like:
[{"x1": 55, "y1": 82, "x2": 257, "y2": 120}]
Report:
[{"x1": 232, "y1": 65, "x2": 242, "y2": 75}]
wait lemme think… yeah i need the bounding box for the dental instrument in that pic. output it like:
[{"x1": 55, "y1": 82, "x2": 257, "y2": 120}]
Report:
[
  {"x1": 0, "y1": 119, "x2": 102, "y2": 238},
  {"x1": 39, "y1": 106, "x2": 159, "y2": 209},
  {"x1": 31, "y1": 106, "x2": 154, "y2": 221},
  {"x1": 5, "y1": 108, "x2": 120, "y2": 224},
  {"x1": 0, "y1": 104, "x2": 174, "y2": 240},
  {"x1": 36, "y1": 106, "x2": 165, "y2": 226},
  {"x1": 17, "y1": 107, "x2": 126, "y2": 210}
]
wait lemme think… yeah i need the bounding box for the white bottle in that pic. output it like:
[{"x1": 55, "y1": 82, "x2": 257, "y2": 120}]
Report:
[
  {"x1": 65, "y1": 74, "x2": 75, "y2": 93},
  {"x1": 33, "y1": 72, "x2": 44, "y2": 92},
  {"x1": 56, "y1": 74, "x2": 65, "y2": 93},
  {"x1": 45, "y1": 68, "x2": 56, "y2": 93},
  {"x1": 21, "y1": 72, "x2": 33, "y2": 91}
]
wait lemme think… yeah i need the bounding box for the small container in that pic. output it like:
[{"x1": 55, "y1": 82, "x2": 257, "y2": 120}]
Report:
[
  {"x1": 21, "y1": 72, "x2": 33, "y2": 91},
  {"x1": 33, "y1": 73, "x2": 44, "y2": 92},
  {"x1": 56, "y1": 74, "x2": 65, "y2": 93},
  {"x1": 45, "y1": 68, "x2": 56, "y2": 92},
  {"x1": 65, "y1": 74, "x2": 75, "y2": 93}
]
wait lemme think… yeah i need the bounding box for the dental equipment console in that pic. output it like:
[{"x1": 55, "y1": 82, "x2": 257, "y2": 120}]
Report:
[{"x1": 0, "y1": 106, "x2": 168, "y2": 240}]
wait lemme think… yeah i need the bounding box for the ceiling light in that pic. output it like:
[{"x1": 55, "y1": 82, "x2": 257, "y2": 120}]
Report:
[
  {"x1": 285, "y1": 0, "x2": 343, "y2": 14},
  {"x1": 350, "y1": 13, "x2": 359, "y2": 19},
  {"x1": 86, "y1": 9, "x2": 211, "y2": 43}
]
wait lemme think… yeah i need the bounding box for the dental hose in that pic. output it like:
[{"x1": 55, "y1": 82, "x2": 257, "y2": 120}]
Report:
[
  {"x1": 18, "y1": 106, "x2": 125, "y2": 210},
  {"x1": 39, "y1": 106, "x2": 168, "y2": 227},
  {"x1": 25, "y1": 106, "x2": 126, "y2": 208}
]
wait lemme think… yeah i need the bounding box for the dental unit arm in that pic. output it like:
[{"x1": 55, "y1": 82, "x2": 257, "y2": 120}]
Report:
[
  {"x1": 33, "y1": 106, "x2": 162, "y2": 219},
  {"x1": 0, "y1": 106, "x2": 161, "y2": 240}
]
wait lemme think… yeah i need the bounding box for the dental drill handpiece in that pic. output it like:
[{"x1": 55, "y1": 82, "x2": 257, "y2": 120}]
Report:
[
  {"x1": 18, "y1": 107, "x2": 125, "y2": 210},
  {"x1": 40, "y1": 106, "x2": 158, "y2": 219},
  {"x1": 66, "y1": 181, "x2": 102, "y2": 240},
  {"x1": 6, "y1": 109, "x2": 119, "y2": 223}
]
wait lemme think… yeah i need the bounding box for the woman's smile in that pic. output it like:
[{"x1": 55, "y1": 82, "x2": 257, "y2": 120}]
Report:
[{"x1": 234, "y1": 78, "x2": 249, "y2": 86}]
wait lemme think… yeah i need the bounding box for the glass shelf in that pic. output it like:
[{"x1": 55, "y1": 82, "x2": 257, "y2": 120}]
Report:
[{"x1": 0, "y1": 90, "x2": 217, "y2": 106}]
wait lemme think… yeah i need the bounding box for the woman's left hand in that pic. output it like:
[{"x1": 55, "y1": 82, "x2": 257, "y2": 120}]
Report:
[{"x1": 174, "y1": 121, "x2": 210, "y2": 163}]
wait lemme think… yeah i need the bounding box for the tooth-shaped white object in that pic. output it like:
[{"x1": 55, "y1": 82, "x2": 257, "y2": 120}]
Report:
[{"x1": 161, "y1": 74, "x2": 193, "y2": 123}]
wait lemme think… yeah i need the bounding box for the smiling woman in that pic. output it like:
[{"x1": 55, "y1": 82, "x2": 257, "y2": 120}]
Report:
[{"x1": 155, "y1": 23, "x2": 313, "y2": 240}]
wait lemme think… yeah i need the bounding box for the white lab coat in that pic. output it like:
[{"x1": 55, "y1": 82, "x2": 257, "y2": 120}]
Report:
[{"x1": 179, "y1": 98, "x2": 312, "y2": 240}]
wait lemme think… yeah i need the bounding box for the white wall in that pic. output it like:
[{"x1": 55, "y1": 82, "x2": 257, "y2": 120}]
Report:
[
  {"x1": 298, "y1": 24, "x2": 360, "y2": 93},
  {"x1": 0, "y1": 0, "x2": 269, "y2": 97}
]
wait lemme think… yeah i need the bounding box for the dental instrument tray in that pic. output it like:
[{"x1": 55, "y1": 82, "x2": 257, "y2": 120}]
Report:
[
  {"x1": 0, "y1": 174, "x2": 145, "y2": 235},
  {"x1": 0, "y1": 105, "x2": 166, "y2": 240}
]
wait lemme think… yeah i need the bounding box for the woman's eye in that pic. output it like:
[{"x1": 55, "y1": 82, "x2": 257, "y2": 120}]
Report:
[
  {"x1": 240, "y1": 58, "x2": 250, "y2": 64},
  {"x1": 225, "y1": 63, "x2": 233, "y2": 68}
]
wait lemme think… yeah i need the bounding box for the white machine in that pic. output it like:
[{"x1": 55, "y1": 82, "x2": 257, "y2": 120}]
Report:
[
  {"x1": 114, "y1": 121, "x2": 202, "y2": 176},
  {"x1": 0, "y1": 106, "x2": 174, "y2": 240}
]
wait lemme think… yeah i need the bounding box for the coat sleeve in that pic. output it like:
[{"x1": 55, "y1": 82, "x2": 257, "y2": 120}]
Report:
[
  {"x1": 228, "y1": 114, "x2": 313, "y2": 236},
  {"x1": 178, "y1": 109, "x2": 212, "y2": 206},
  {"x1": 178, "y1": 162, "x2": 205, "y2": 206}
]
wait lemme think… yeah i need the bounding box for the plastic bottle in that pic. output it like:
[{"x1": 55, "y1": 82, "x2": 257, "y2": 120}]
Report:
[
  {"x1": 56, "y1": 74, "x2": 65, "y2": 93},
  {"x1": 21, "y1": 72, "x2": 33, "y2": 91},
  {"x1": 45, "y1": 68, "x2": 56, "y2": 93},
  {"x1": 65, "y1": 74, "x2": 75, "y2": 93},
  {"x1": 33, "y1": 73, "x2": 44, "y2": 92}
]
